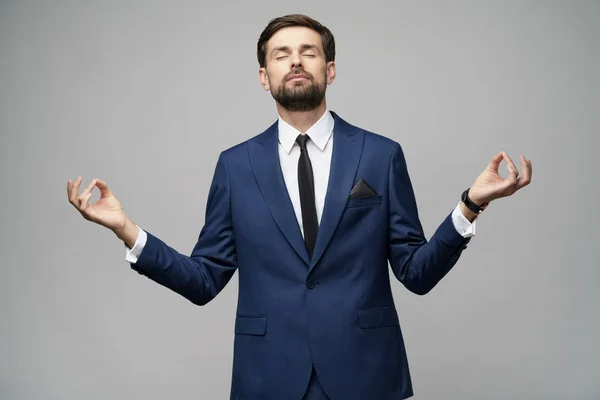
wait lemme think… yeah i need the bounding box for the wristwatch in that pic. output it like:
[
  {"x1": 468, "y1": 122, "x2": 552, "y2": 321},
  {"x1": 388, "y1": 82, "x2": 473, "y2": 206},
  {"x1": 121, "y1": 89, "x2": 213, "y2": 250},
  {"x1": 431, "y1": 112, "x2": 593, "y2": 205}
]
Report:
[{"x1": 461, "y1": 188, "x2": 488, "y2": 214}]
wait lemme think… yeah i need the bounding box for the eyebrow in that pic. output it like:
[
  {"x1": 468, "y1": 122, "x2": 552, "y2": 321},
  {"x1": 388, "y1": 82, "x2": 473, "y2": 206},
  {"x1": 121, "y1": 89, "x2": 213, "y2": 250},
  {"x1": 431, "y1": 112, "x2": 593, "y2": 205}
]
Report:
[{"x1": 270, "y1": 44, "x2": 320, "y2": 57}]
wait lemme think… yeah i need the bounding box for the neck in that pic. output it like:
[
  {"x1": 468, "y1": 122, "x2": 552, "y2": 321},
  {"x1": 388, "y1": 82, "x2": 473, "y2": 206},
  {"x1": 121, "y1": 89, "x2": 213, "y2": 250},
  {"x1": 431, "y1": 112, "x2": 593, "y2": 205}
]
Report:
[{"x1": 276, "y1": 101, "x2": 327, "y2": 133}]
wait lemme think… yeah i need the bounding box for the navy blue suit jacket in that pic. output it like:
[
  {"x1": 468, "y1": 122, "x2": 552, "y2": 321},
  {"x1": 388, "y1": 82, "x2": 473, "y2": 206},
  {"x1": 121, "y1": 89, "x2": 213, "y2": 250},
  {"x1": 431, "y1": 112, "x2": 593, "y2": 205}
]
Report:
[{"x1": 130, "y1": 112, "x2": 470, "y2": 399}]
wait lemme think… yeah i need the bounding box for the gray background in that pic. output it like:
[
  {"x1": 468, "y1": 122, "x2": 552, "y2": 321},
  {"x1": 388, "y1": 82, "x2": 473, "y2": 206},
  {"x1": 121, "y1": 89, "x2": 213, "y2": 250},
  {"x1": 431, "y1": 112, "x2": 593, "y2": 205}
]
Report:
[{"x1": 1, "y1": 1, "x2": 599, "y2": 399}]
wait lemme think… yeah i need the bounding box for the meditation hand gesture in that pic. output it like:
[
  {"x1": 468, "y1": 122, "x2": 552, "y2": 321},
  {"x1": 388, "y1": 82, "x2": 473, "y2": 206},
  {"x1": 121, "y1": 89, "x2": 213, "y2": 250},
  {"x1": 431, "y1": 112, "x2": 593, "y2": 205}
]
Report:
[
  {"x1": 67, "y1": 177, "x2": 132, "y2": 240},
  {"x1": 468, "y1": 152, "x2": 532, "y2": 207}
]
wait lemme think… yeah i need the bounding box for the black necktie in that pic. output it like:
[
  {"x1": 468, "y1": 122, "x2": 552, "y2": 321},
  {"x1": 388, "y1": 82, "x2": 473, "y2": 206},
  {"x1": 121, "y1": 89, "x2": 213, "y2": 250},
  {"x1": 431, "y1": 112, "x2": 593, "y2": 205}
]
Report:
[{"x1": 296, "y1": 134, "x2": 318, "y2": 258}]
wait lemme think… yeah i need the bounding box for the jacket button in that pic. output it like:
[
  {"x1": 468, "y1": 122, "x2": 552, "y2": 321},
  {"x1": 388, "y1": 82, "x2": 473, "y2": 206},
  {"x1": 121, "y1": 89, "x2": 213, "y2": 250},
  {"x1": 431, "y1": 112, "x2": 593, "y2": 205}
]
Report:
[{"x1": 306, "y1": 280, "x2": 315, "y2": 289}]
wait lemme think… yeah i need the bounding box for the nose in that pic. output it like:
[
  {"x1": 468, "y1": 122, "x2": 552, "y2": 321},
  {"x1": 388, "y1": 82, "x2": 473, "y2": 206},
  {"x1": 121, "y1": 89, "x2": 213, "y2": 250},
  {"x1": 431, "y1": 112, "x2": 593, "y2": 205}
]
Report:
[{"x1": 290, "y1": 52, "x2": 302, "y2": 70}]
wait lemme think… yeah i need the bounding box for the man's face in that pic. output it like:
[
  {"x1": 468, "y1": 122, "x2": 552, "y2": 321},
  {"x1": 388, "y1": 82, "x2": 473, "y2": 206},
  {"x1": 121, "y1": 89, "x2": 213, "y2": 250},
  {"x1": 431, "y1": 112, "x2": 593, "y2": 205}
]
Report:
[{"x1": 259, "y1": 26, "x2": 336, "y2": 112}]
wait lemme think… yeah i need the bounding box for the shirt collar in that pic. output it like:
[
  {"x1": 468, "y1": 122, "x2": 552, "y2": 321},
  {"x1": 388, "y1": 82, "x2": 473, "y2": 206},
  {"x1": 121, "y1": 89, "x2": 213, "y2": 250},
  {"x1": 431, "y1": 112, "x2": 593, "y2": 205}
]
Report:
[{"x1": 277, "y1": 109, "x2": 334, "y2": 154}]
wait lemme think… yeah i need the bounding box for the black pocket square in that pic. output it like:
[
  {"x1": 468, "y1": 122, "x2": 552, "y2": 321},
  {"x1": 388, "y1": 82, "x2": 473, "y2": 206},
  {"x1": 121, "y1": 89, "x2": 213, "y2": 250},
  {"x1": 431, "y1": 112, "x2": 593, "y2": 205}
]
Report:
[{"x1": 349, "y1": 178, "x2": 378, "y2": 199}]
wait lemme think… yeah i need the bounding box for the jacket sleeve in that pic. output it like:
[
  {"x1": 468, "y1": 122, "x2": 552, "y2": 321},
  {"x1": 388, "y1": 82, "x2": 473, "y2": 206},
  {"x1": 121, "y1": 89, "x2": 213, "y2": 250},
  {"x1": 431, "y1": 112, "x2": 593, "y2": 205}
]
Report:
[
  {"x1": 129, "y1": 151, "x2": 237, "y2": 305},
  {"x1": 387, "y1": 142, "x2": 470, "y2": 295}
]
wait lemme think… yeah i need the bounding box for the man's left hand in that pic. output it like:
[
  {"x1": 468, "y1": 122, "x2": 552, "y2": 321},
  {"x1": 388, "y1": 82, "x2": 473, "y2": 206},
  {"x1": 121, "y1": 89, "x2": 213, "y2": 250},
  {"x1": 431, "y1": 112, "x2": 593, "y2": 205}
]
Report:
[{"x1": 468, "y1": 151, "x2": 532, "y2": 206}]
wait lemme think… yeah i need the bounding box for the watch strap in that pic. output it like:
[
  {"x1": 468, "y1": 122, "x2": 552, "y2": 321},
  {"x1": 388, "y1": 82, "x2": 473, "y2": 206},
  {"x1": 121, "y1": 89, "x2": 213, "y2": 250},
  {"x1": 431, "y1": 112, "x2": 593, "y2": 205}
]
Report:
[{"x1": 461, "y1": 188, "x2": 487, "y2": 214}]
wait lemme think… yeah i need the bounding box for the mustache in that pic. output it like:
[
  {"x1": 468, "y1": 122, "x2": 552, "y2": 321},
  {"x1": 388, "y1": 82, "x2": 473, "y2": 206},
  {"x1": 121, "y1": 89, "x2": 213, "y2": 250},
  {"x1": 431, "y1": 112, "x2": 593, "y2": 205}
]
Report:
[{"x1": 284, "y1": 69, "x2": 313, "y2": 81}]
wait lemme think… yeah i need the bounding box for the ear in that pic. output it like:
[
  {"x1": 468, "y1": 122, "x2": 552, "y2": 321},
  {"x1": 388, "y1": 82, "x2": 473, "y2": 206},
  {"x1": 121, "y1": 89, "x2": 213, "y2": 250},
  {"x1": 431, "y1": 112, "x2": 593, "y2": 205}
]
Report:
[
  {"x1": 258, "y1": 67, "x2": 271, "y2": 91},
  {"x1": 326, "y1": 61, "x2": 336, "y2": 85}
]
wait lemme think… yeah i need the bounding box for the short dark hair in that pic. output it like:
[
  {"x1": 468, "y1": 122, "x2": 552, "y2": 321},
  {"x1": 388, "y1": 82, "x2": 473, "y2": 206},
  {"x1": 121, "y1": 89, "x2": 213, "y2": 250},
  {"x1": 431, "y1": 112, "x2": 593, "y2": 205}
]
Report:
[{"x1": 257, "y1": 14, "x2": 336, "y2": 68}]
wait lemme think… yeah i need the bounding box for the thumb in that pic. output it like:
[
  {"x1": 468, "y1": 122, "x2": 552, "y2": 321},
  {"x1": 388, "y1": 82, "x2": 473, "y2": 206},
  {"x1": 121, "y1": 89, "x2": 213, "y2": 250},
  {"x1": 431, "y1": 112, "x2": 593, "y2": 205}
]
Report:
[
  {"x1": 487, "y1": 152, "x2": 503, "y2": 172},
  {"x1": 96, "y1": 180, "x2": 113, "y2": 198}
]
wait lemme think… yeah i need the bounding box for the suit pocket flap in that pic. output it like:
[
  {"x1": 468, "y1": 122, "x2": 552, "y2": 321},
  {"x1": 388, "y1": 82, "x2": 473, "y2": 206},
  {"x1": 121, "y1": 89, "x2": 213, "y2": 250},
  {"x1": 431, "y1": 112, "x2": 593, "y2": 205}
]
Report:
[
  {"x1": 347, "y1": 195, "x2": 382, "y2": 208},
  {"x1": 235, "y1": 316, "x2": 267, "y2": 335},
  {"x1": 358, "y1": 307, "x2": 399, "y2": 329}
]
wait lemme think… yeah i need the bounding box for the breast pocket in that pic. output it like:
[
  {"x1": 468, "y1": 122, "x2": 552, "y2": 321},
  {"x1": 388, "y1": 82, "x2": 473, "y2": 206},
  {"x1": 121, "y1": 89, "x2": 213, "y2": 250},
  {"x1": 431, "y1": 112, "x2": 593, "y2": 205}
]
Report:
[{"x1": 346, "y1": 195, "x2": 382, "y2": 209}]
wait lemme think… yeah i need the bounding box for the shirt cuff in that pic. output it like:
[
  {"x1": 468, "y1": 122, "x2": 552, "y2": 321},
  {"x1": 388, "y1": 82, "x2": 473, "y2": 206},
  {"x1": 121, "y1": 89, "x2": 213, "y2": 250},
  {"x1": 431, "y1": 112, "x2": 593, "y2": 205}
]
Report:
[
  {"x1": 451, "y1": 202, "x2": 477, "y2": 238},
  {"x1": 125, "y1": 225, "x2": 147, "y2": 263}
]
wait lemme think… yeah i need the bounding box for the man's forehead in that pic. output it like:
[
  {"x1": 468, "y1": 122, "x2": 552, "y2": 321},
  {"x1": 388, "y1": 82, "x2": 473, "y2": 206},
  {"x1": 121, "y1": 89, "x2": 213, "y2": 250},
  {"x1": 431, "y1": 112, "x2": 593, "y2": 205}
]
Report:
[{"x1": 267, "y1": 26, "x2": 322, "y2": 51}]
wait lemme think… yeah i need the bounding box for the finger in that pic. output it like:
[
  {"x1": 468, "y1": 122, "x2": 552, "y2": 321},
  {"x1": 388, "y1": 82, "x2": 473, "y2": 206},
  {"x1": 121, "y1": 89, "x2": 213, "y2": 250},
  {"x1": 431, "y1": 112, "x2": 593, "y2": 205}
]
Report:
[
  {"x1": 487, "y1": 152, "x2": 504, "y2": 172},
  {"x1": 502, "y1": 152, "x2": 519, "y2": 183},
  {"x1": 78, "y1": 179, "x2": 98, "y2": 202},
  {"x1": 80, "y1": 192, "x2": 93, "y2": 212},
  {"x1": 67, "y1": 177, "x2": 75, "y2": 202},
  {"x1": 69, "y1": 176, "x2": 83, "y2": 204},
  {"x1": 516, "y1": 155, "x2": 532, "y2": 190},
  {"x1": 496, "y1": 174, "x2": 520, "y2": 197}
]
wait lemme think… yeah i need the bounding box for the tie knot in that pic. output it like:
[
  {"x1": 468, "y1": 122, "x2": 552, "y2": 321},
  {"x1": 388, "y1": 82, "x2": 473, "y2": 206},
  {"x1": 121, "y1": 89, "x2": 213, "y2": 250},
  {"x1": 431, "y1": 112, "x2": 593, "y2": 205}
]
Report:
[{"x1": 296, "y1": 134, "x2": 309, "y2": 150}]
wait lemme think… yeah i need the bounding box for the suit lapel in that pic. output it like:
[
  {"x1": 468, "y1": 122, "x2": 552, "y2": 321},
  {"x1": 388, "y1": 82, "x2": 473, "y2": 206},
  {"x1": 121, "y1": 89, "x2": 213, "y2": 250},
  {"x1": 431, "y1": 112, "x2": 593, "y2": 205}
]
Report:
[
  {"x1": 309, "y1": 112, "x2": 364, "y2": 272},
  {"x1": 248, "y1": 122, "x2": 310, "y2": 266}
]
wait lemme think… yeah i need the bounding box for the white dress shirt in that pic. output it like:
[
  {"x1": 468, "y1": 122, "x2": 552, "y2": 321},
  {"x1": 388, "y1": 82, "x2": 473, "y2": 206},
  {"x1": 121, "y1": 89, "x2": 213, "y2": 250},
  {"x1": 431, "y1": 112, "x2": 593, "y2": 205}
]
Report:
[{"x1": 125, "y1": 110, "x2": 475, "y2": 263}]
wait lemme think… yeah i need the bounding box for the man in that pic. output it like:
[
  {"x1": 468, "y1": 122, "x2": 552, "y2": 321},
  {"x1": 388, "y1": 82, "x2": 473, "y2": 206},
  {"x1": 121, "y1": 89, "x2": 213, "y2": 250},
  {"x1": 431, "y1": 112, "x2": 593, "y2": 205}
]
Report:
[{"x1": 67, "y1": 14, "x2": 532, "y2": 400}]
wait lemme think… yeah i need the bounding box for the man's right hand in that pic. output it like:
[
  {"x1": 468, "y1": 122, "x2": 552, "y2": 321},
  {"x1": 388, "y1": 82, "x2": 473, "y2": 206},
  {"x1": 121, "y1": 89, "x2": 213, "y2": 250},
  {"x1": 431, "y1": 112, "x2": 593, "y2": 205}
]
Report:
[{"x1": 67, "y1": 177, "x2": 138, "y2": 247}]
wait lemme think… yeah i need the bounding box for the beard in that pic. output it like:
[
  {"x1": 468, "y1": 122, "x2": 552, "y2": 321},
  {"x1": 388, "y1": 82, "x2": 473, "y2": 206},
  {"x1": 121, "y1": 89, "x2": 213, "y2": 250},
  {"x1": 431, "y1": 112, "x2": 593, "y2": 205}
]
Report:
[{"x1": 270, "y1": 69, "x2": 326, "y2": 112}]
